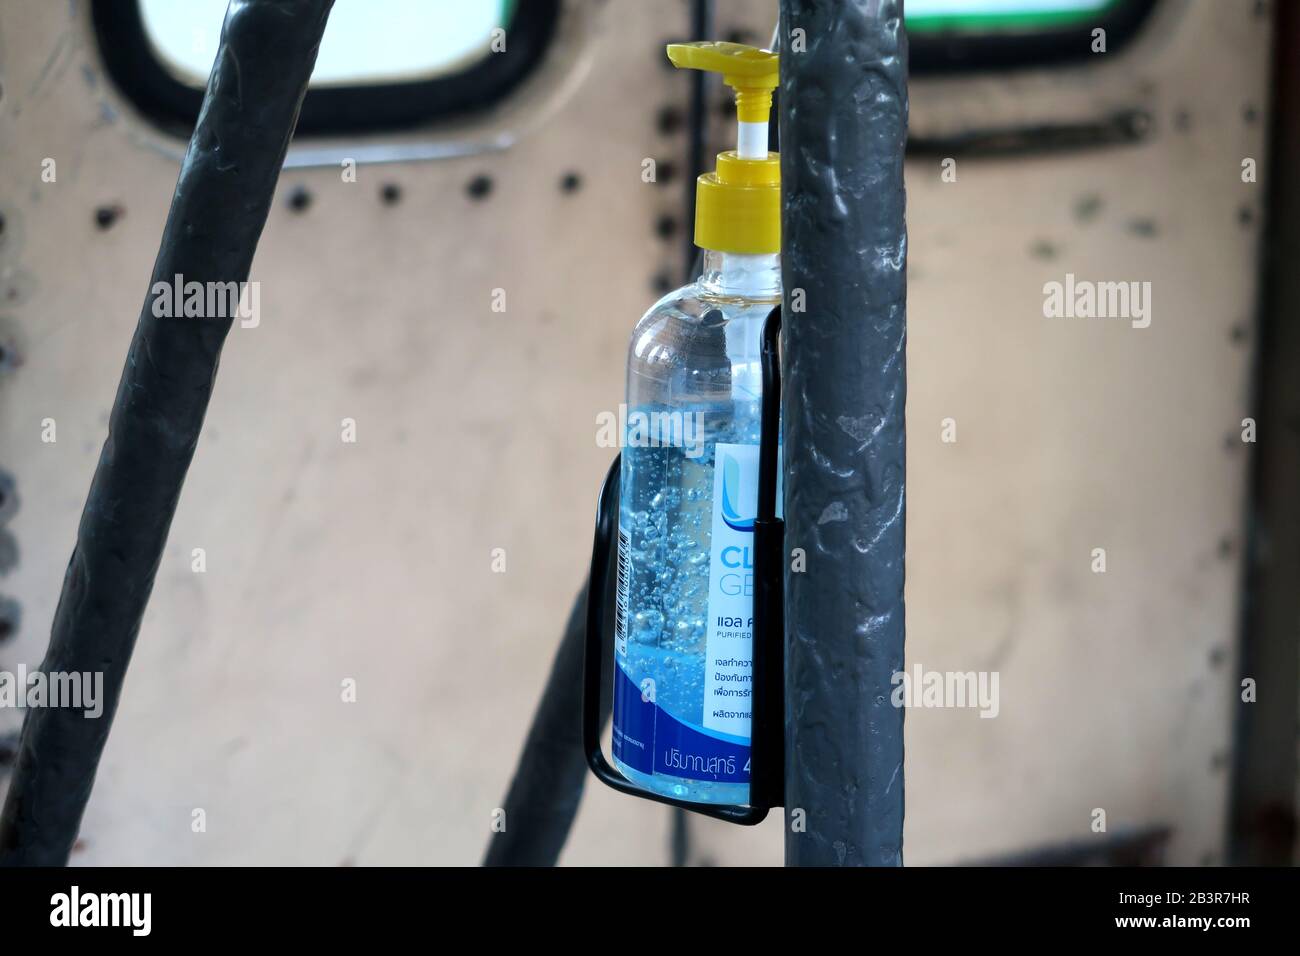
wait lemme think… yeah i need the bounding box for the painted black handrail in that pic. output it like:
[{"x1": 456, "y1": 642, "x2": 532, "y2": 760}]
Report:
[
  {"x1": 779, "y1": 0, "x2": 907, "y2": 866},
  {"x1": 0, "y1": 0, "x2": 335, "y2": 866}
]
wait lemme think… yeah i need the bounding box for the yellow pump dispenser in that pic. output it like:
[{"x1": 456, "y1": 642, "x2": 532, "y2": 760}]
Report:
[{"x1": 666, "y1": 41, "x2": 780, "y2": 256}]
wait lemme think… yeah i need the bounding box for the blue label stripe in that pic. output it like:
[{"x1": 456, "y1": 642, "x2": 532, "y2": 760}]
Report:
[{"x1": 612, "y1": 667, "x2": 750, "y2": 783}]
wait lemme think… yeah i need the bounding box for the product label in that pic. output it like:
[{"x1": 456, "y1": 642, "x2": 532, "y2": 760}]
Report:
[
  {"x1": 703, "y1": 442, "x2": 760, "y2": 739},
  {"x1": 611, "y1": 667, "x2": 749, "y2": 783},
  {"x1": 610, "y1": 441, "x2": 776, "y2": 788}
]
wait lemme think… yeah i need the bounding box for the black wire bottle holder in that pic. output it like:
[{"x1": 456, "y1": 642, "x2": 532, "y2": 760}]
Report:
[{"x1": 582, "y1": 305, "x2": 785, "y2": 825}]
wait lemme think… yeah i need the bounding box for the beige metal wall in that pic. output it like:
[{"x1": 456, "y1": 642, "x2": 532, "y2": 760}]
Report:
[{"x1": 0, "y1": 0, "x2": 1270, "y2": 865}]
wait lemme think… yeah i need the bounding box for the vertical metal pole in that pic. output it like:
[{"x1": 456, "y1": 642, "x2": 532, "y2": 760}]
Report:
[
  {"x1": 0, "y1": 0, "x2": 334, "y2": 866},
  {"x1": 778, "y1": 0, "x2": 909, "y2": 867},
  {"x1": 1230, "y1": 0, "x2": 1300, "y2": 866}
]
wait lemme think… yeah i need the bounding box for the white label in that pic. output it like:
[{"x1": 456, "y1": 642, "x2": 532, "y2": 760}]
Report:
[
  {"x1": 703, "y1": 442, "x2": 759, "y2": 739},
  {"x1": 614, "y1": 527, "x2": 630, "y2": 659}
]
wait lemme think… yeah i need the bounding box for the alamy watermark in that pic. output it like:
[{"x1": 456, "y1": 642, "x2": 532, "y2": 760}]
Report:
[
  {"x1": 891, "y1": 664, "x2": 999, "y2": 718},
  {"x1": 596, "y1": 404, "x2": 705, "y2": 459},
  {"x1": 150, "y1": 274, "x2": 261, "y2": 328},
  {"x1": 1043, "y1": 273, "x2": 1151, "y2": 329},
  {"x1": 0, "y1": 664, "x2": 104, "y2": 718},
  {"x1": 50, "y1": 886, "x2": 151, "y2": 936}
]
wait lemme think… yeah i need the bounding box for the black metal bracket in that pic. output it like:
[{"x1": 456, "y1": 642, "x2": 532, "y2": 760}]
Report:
[{"x1": 582, "y1": 306, "x2": 784, "y2": 825}]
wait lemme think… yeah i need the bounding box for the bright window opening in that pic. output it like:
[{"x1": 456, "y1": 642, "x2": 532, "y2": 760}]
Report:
[
  {"x1": 93, "y1": 0, "x2": 556, "y2": 136},
  {"x1": 138, "y1": 0, "x2": 514, "y2": 88}
]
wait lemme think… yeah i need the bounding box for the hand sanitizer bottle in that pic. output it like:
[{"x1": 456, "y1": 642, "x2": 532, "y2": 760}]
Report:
[{"x1": 612, "y1": 42, "x2": 780, "y2": 806}]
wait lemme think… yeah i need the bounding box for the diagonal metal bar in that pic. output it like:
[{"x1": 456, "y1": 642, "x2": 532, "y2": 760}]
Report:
[
  {"x1": 482, "y1": 582, "x2": 608, "y2": 867},
  {"x1": 0, "y1": 0, "x2": 334, "y2": 866}
]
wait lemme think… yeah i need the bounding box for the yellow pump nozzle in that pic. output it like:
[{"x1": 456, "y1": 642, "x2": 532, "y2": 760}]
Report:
[
  {"x1": 666, "y1": 41, "x2": 779, "y2": 124},
  {"x1": 665, "y1": 41, "x2": 781, "y2": 257}
]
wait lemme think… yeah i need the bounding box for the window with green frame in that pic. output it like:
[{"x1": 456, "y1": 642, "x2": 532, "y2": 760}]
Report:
[
  {"x1": 906, "y1": 0, "x2": 1158, "y2": 72},
  {"x1": 93, "y1": 0, "x2": 557, "y2": 136}
]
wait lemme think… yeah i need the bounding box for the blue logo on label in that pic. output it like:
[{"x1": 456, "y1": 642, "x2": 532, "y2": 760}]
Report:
[{"x1": 720, "y1": 453, "x2": 756, "y2": 532}]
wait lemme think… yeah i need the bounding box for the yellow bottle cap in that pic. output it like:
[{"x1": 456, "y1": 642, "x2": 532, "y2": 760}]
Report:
[{"x1": 666, "y1": 42, "x2": 780, "y2": 255}]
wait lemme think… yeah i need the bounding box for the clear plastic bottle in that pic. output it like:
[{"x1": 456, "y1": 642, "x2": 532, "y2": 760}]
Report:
[
  {"x1": 609, "y1": 40, "x2": 781, "y2": 806},
  {"x1": 611, "y1": 250, "x2": 780, "y2": 805}
]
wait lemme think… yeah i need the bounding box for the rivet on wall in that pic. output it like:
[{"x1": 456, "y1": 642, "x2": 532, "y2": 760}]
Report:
[
  {"x1": 656, "y1": 104, "x2": 684, "y2": 135},
  {"x1": 287, "y1": 185, "x2": 313, "y2": 213},
  {"x1": 94, "y1": 204, "x2": 124, "y2": 230},
  {"x1": 1128, "y1": 218, "x2": 1159, "y2": 239},
  {"x1": 0, "y1": 332, "x2": 17, "y2": 377},
  {"x1": 0, "y1": 469, "x2": 16, "y2": 523},
  {"x1": 0, "y1": 595, "x2": 20, "y2": 644}
]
